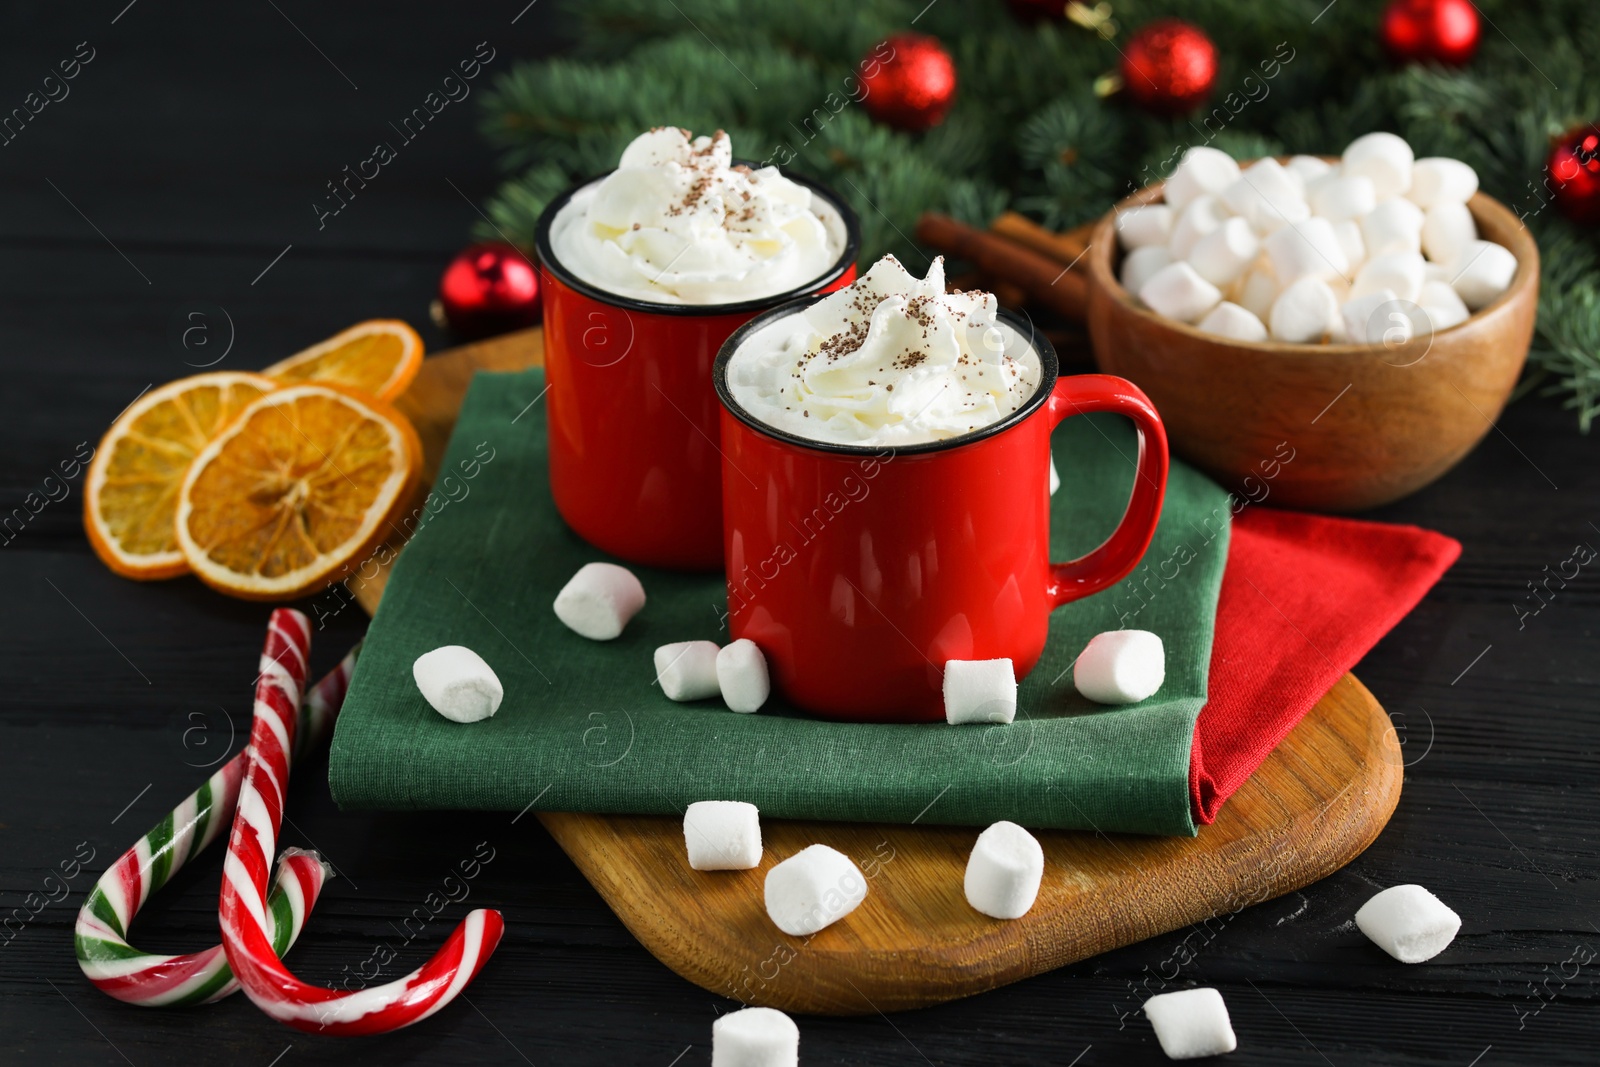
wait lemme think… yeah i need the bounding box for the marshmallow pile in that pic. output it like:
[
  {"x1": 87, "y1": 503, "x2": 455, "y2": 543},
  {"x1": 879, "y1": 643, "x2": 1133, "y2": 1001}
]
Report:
[{"x1": 1119, "y1": 135, "x2": 1515, "y2": 345}]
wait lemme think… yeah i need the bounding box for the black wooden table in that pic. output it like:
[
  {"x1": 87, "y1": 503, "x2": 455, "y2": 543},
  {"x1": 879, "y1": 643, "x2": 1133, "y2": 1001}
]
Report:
[{"x1": 2, "y1": 4, "x2": 1595, "y2": 1064}]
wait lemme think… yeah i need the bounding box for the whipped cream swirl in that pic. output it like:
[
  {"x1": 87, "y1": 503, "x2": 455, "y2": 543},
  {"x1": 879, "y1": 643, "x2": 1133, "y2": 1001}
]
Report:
[
  {"x1": 726, "y1": 255, "x2": 1042, "y2": 447},
  {"x1": 548, "y1": 127, "x2": 846, "y2": 305}
]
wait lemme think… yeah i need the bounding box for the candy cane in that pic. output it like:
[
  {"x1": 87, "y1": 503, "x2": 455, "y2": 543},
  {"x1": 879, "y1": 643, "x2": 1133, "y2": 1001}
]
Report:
[
  {"x1": 74, "y1": 642, "x2": 362, "y2": 1006},
  {"x1": 220, "y1": 609, "x2": 504, "y2": 1034}
]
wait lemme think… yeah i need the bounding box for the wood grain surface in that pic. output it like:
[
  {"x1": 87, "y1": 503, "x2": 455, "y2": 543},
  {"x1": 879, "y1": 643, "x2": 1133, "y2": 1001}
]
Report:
[
  {"x1": 355, "y1": 329, "x2": 1402, "y2": 1015},
  {"x1": 541, "y1": 674, "x2": 1399, "y2": 1014}
]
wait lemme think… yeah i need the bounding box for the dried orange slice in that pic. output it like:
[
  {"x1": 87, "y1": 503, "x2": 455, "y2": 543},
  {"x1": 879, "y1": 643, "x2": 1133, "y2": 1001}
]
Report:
[
  {"x1": 84, "y1": 372, "x2": 277, "y2": 580},
  {"x1": 174, "y1": 383, "x2": 421, "y2": 600},
  {"x1": 262, "y1": 319, "x2": 423, "y2": 401}
]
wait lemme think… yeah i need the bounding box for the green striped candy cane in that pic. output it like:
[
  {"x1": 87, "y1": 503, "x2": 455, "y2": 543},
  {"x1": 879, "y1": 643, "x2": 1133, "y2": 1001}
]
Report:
[{"x1": 74, "y1": 642, "x2": 359, "y2": 1006}]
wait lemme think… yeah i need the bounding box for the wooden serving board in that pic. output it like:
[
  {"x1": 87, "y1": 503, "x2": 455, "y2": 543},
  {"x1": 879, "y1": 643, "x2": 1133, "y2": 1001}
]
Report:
[{"x1": 353, "y1": 329, "x2": 1403, "y2": 1015}]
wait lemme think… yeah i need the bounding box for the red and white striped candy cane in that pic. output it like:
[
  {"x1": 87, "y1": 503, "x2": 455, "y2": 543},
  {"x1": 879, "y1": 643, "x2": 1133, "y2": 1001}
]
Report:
[
  {"x1": 220, "y1": 608, "x2": 504, "y2": 1034},
  {"x1": 74, "y1": 640, "x2": 362, "y2": 1005}
]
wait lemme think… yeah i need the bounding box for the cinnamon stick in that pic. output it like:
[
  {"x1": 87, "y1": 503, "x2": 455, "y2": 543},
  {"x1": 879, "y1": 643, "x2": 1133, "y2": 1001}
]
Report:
[
  {"x1": 990, "y1": 211, "x2": 1095, "y2": 266},
  {"x1": 916, "y1": 212, "x2": 1088, "y2": 321}
]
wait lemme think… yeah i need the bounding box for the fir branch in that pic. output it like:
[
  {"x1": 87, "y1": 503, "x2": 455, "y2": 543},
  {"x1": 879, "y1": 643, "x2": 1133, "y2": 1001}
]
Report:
[
  {"x1": 479, "y1": 0, "x2": 1600, "y2": 430},
  {"x1": 1531, "y1": 231, "x2": 1600, "y2": 430}
]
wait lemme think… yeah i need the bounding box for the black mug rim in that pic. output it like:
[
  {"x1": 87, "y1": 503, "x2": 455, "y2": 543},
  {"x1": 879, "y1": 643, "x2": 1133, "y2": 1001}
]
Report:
[
  {"x1": 713, "y1": 298, "x2": 1060, "y2": 458},
  {"x1": 533, "y1": 163, "x2": 862, "y2": 317}
]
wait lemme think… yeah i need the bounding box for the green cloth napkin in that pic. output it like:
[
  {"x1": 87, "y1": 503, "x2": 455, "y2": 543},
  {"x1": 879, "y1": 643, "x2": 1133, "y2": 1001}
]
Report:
[{"x1": 329, "y1": 369, "x2": 1230, "y2": 835}]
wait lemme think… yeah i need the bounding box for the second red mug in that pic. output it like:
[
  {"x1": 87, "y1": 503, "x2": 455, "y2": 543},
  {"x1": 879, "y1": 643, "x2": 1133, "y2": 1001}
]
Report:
[
  {"x1": 715, "y1": 303, "x2": 1170, "y2": 723},
  {"x1": 535, "y1": 172, "x2": 860, "y2": 571}
]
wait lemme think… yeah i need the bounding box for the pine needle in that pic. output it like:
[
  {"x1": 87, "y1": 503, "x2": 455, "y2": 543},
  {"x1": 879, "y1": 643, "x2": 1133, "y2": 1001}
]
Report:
[{"x1": 480, "y1": 0, "x2": 1600, "y2": 430}]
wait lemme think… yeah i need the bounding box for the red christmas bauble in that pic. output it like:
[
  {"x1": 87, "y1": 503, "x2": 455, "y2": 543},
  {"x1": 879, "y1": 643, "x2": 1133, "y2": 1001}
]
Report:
[
  {"x1": 1380, "y1": 0, "x2": 1480, "y2": 66},
  {"x1": 859, "y1": 33, "x2": 957, "y2": 132},
  {"x1": 1120, "y1": 19, "x2": 1218, "y2": 115},
  {"x1": 1548, "y1": 125, "x2": 1600, "y2": 225},
  {"x1": 438, "y1": 242, "x2": 541, "y2": 339}
]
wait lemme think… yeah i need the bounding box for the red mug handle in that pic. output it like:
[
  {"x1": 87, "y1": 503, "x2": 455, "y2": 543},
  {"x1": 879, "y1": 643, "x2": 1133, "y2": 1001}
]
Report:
[{"x1": 1045, "y1": 374, "x2": 1170, "y2": 609}]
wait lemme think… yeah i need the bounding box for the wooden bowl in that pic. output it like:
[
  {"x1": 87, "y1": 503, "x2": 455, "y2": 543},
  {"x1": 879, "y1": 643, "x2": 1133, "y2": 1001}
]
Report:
[{"x1": 1083, "y1": 170, "x2": 1539, "y2": 512}]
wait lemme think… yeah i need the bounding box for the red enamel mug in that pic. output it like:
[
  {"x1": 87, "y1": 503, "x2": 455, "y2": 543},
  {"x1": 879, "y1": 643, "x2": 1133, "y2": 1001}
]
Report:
[
  {"x1": 714, "y1": 303, "x2": 1170, "y2": 723},
  {"x1": 534, "y1": 173, "x2": 860, "y2": 571}
]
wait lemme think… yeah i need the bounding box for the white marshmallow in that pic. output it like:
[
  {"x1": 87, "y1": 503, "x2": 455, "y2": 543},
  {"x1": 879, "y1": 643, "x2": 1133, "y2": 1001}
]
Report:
[
  {"x1": 1188, "y1": 217, "x2": 1259, "y2": 286},
  {"x1": 1264, "y1": 217, "x2": 1349, "y2": 285},
  {"x1": 1301, "y1": 167, "x2": 1341, "y2": 203},
  {"x1": 1139, "y1": 261, "x2": 1222, "y2": 324},
  {"x1": 1341, "y1": 288, "x2": 1418, "y2": 347},
  {"x1": 1197, "y1": 301, "x2": 1268, "y2": 342},
  {"x1": 684, "y1": 800, "x2": 762, "y2": 871},
  {"x1": 1407, "y1": 157, "x2": 1478, "y2": 207},
  {"x1": 1352, "y1": 252, "x2": 1425, "y2": 303},
  {"x1": 1221, "y1": 158, "x2": 1309, "y2": 233},
  {"x1": 1417, "y1": 279, "x2": 1470, "y2": 332},
  {"x1": 1342, "y1": 132, "x2": 1415, "y2": 200},
  {"x1": 712, "y1": 1006, "x2": 799, "y2": 1067},
  {"x1": 1451, "y1": 240, "x2": 1517, "y2": 309},
  {"x1": 1360, "y1": 198, "x2": 1425, "y2": 258},
  {"x1": 412, "y1": 645, "x2": 503, "y2": 724},
  {"x1": 1325, "y1": 278, "x2": 1353, "y2": 342},
  {"x1": 1231, "y1": 157, "x2": 1302, "y2": 206},
  {"x1": 1073, "y1": 629, "x2": 1165, "y2": 705},
  {"x1": 1144, "y1": 988, "x2": 1238, "y2": 1060},
  {"x1": 964, "y1": 821, "x2": 1044, "y2": 920},
  {"x1": 1285, "y1": 155, "x2": 1334, "y2": 183},
  {"x1": 654, "y1": 640, "x2": 721, "y2": 701},
  {"x1": 943, "y1": 658, "x2": 1017, "y2": 725},
  {"x1": 716, "y1": 639, "x2": 770, "y2": 713},
  {"x1": 1405, "y1": 304, "x2": 1439, "y2": 340},
  {"x1": 764, "y1": 844, "x2": 867, "y2": 936},
  {"x1": 553, "y1": 562, "x2": 646, "y2": 641},
  {"x1": 1355, "y1": 884, "x2": 1461, "y2": 963},
  {"x1": 1423, "y1": 260, "x2": 1453, "y2": 284},
  {"x1": 1116, "y1": 204, "x2": 1173, "y2": 250},
  {"x1": 1307, "y1": 174, "x2": 1377, "y2": 221},
  {"x1": 1234, "y1": 265, "x2": 1279, "y2": 320},
  {"x1": 1280, "y1": 166, "x2": 1307, "y2": 199},
  {"x1": 1163, "y1": 146, "x2": 1241, "y2": 212},
  {"x1": 1049, "y1": 452, "x2": 1060, "y2": 496},
  {"x1": 1332, "y1": 219, "x2": 1367, "y2": 272},
  {"x1": 1268, "y1": 276, "x2": 1339, "y2": 343},
  {"x1": 1120, "y1": 245, "x2": 1173, "y2": 298},
  {"x1": 1421, "y1": 200, "x2": 1477, "y2": 265},
  {"x1": 1167, "y1": 196, "x2": 1230, "y2": 260},
  {"x1": 1340, "y1": 288, "x2": 1398, "y2": 345}
]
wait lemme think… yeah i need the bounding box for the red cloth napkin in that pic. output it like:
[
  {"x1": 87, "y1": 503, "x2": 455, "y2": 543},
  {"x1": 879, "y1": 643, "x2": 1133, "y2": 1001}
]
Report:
[{"x1": 1190, "y1": 507, "x2": 1461, "y2": 823}]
